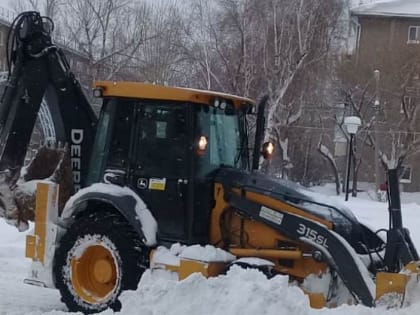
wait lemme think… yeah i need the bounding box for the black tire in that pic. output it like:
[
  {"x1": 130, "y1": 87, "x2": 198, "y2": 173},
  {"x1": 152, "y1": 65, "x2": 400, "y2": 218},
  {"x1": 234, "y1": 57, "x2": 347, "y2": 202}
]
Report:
[{"x1": 53, "y1": 210, "x2": 148, "y2": 314}]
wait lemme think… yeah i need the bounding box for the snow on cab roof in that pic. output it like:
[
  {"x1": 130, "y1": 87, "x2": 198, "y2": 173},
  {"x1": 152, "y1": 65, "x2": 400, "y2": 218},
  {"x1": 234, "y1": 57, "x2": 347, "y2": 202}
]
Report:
[
  {"x1": 351, "y1": 0, "x2": 420, "y2": 18},
  {"x1": 93, "y1": 80, "x2": 255, "y2": 109}
]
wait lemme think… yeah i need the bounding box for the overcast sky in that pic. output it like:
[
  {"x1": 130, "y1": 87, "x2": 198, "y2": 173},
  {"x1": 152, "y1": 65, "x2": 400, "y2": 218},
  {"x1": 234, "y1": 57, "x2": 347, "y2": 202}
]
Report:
[
  {"x1": 0, "y1": 0, "x2": 160, "y2": 13},
  {"x1": 0, "y1": 0, "x2": 10, "y2": 10}
]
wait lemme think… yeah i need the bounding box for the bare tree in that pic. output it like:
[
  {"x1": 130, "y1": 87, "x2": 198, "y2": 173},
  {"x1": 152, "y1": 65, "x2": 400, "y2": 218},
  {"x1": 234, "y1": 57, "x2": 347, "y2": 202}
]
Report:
[
  {"x1": 181, "y1": 0, "x2": 222, "y2": 90},
  {"x1": 379, "y1": 61, "x2": 420, "y2": 171},
  {"x1": 262, "y1": 0, "x2": 343, "y2": 178},
  {"x1": 133, "y1": 1, "x2": 186, "y2": 85},
  {"x1": 181, "y1": 0, "x2": 268, "y2": 95},
  {"x1": 337, "y1": 48, "x2": 420, "y2": 195},
  {"x1": 10, "y1": 0, "x2": 61, "y2": 19},
  {"x1": 55, "y1": 0, "x2": 157, "y2": 81},
  {"x1": 9, "y1": 0, "x2": 348, "y2": 187},
  {"x1": 180, "y1": 0, "x2": 344, "y2": 180}
]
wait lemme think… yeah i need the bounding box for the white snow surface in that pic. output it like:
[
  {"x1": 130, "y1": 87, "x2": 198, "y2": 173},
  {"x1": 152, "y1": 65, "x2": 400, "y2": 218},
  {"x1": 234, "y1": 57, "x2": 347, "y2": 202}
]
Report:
[
  {"x1": 2, "y1": 184, "x2": 420, "y2": 314},
  {"x1": 151, "y1": 244, "x2": 235, "y2": 269},
  {"x1": 234, "y1": 257, "x2": 275, "y2": 267},
  {"x1": 179, "y1": 244, "x2": 236, "y2": 262},
  {"x1": 62, "y1": 183, "x2": 157, "y2": 246}
]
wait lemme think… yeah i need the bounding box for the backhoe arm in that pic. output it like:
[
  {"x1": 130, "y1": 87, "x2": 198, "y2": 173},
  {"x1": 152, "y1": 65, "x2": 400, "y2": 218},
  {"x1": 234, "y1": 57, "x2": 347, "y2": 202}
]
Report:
[{"x1": 0, "y1": 12, "x2": 97, "y2": 227}]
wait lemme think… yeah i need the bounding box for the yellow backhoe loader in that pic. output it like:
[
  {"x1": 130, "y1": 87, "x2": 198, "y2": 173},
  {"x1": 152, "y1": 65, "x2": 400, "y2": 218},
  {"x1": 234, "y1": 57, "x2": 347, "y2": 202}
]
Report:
[{"x1": 0, "y1": 11, "x2": 419, "y2": 314}]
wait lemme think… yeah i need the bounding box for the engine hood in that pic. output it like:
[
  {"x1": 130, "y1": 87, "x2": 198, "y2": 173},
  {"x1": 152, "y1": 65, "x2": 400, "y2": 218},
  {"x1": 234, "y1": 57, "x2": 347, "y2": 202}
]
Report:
[
  {"x1": 215, "y1": 168, "x2": 356, "y2": 224},
  {"x1": 214, "y1": 168, "x2": 382, "y2": 253}
]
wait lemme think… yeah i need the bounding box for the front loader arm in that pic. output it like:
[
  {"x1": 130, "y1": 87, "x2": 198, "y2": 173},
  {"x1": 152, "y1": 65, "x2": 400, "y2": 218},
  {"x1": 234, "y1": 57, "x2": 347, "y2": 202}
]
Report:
[
  {"x1": 0, "y1": 12, "x2": 97, "y2": 226},
  {"x1": 225, "y1": 191, "x2": 376, "y2": 307},
  {"x1": 216, "y1": 166, "x2": 420, "y2": 307}
]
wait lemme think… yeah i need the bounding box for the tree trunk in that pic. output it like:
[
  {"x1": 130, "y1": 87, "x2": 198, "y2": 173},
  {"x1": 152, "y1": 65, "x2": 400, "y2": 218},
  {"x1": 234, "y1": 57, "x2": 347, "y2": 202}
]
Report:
[
  {"x1": 351, "y1": 161, "x2": 358, "y2": 197},
  {"x1": 317, "y1": 144, "x2": 340, "y2": 195},
  {"x1": 302, "y1": 136, "x2": 311, "y2": 186}
]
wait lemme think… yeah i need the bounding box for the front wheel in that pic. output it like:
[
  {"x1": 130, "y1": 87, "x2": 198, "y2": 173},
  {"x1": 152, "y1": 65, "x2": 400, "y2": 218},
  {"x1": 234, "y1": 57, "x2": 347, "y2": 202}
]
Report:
[{"x1": 53, "y1": 210, "x2": 148, "y2": 313}]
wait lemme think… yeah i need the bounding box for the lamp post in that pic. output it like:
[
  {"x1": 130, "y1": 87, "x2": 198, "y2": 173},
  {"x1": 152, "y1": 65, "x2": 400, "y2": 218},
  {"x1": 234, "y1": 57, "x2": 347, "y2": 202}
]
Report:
[
  {"x1": 373, "y1": 69, "x2": 381, "y2": 198},
  {"x1": 344, "y1": 116, "x2": 361, "y2": 201}
]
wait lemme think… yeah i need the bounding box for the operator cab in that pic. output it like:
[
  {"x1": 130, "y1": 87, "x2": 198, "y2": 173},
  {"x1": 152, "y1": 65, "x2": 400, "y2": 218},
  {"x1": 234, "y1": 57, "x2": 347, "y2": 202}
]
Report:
[{"x1": 89, "y1": 81, "x2": 254, "y2": 244}]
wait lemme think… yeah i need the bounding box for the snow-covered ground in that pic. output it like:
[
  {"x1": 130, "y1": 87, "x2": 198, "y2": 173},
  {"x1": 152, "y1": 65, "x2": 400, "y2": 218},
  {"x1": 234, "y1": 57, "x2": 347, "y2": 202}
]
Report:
[{"x1": 2, "y1": 184, "x2": 420, "y2": 315}]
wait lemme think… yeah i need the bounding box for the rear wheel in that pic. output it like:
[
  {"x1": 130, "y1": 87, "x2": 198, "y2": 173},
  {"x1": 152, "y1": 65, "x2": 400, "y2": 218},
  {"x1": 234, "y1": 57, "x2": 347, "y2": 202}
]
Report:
[{"x1": 53, "y1": 210, "x2": 148, "y2": 313}]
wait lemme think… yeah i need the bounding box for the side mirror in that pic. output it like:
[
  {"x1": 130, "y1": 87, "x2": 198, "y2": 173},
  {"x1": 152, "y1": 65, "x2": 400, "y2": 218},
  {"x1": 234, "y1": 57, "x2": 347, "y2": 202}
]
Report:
[{"x1": 262, "y1": 141, "x2": 274, "y2": 159}]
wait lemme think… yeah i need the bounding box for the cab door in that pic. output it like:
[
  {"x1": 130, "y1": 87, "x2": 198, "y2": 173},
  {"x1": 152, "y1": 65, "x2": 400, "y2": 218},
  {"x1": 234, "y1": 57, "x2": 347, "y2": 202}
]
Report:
[{"x1": 130, "y1": 101, "x2": 191, "y2": 241}]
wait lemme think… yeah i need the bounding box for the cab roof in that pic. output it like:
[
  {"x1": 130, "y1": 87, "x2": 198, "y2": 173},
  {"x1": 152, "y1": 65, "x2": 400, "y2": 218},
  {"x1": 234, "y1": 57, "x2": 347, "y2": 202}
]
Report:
[{"x1": 93, "y1": 81, "x2": 255, "y2": 108}]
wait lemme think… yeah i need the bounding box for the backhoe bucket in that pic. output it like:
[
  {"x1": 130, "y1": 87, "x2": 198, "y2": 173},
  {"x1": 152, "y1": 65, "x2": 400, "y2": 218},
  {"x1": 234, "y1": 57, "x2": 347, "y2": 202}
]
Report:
[{"x1": 0, "y1": 145, "x2": 73, "y2": 230}]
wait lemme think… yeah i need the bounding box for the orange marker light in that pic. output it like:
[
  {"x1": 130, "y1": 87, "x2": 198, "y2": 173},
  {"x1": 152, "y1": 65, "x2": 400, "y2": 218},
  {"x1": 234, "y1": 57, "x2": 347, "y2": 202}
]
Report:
[
  {"x1": 197, "y1": 136, "x2": 208, "y2": 156},
  {"x1": 262, "y1": 141, "x2": 274, "y2": 159}
]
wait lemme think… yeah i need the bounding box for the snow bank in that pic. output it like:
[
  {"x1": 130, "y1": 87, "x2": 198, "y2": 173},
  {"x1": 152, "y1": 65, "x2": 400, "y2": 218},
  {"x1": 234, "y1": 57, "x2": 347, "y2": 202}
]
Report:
[
  {"x1": 179, "y1": 244, "x2": 235, "y2": 262},
  {"x1": 3, "y1": 184, "x2": 420, "y2": 314},
  {"x1": 0, "y1": 219, "x2": 66, "y2": 314},
  {"x1": 109, "y1": 266, "x2": 420, "y2": 315},
  {"x1": 151, "y1": 244, "x2": 235, "y2": 270},
  {"x1": 117, "y1": 266, "x2": 310, "y2": 315}
]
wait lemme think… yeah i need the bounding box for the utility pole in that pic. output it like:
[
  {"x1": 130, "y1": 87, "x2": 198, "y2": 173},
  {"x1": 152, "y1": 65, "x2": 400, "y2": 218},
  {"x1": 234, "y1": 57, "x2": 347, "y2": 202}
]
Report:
[{"x1": 373, "y1": 69, "x2": 381, "y2": 199}]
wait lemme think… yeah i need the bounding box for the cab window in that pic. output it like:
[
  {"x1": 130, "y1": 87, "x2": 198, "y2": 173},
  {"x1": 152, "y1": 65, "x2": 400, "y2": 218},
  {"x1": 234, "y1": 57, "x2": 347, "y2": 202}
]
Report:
[{"x1": 135, "y1": 103, "x2": 188, "y2": 178}]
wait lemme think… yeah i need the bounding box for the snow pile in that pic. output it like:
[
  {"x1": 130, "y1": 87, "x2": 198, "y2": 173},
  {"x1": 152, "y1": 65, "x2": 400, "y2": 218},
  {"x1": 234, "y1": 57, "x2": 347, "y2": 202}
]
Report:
[
  {"x1": 3, "y1": 184, "x2": 420, "y2": 314},
  {"x1": 151, "y1": 244, "x2": 235, "y2": 270},
  {"x1": 0, "y1": 219, "x2": 66, "y2": 314},
  {"x1": 117, "y1": 266, "x2": 310, "y2": 315},
  {"x1": 113, "y1": 266, "x2": 420, "y2": 315},
  {"x1": 180, "y1": 244, "x2": 236, "y2": 262}
]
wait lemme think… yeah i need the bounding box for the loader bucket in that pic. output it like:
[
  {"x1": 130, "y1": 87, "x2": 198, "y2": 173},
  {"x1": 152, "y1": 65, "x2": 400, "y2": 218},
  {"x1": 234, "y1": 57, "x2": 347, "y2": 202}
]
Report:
[
  {"x1": 376, "y1": 262, "x2": 420, "y2": 307},
  {"x1": 0, "y1": 145, "x2": 73, "y2": 230}
]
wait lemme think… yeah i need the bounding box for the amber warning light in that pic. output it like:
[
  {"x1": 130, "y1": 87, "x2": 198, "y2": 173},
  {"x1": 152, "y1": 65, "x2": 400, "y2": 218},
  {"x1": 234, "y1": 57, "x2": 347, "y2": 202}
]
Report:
[
  {"x1": 197, "y1": 136, "x2": 208, "y2": 156},
  {"x1": 262, "y1": 141, "x2": 274, "y2": 159}
]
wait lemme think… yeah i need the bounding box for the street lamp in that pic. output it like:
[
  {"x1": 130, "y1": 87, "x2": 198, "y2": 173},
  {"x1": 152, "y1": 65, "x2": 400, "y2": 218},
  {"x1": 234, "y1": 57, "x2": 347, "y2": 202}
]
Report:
[
  {"x1": 344, "y1": 116, "x2": 361, "y2": 201},
  {"x1": 374, "y1": 70, "x2": 380, "y2": 108},
  {"x1": 373, "y1": 70, "x2": 381, "y2": 197}
]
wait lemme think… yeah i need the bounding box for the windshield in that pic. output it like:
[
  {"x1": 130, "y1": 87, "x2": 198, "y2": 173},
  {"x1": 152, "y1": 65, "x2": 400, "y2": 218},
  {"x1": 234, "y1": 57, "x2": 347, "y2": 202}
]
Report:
[
  {"x1": 195, "y1": 104, "x2": 249, "y2": 176},
  {"x1": 86, "y1": 100, "x2": 115, "y2": 185}
]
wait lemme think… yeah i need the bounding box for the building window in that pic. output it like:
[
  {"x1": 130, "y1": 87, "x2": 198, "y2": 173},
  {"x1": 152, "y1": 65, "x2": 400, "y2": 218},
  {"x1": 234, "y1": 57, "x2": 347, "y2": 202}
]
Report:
[
  {"x1": 400, "y1": 165, "x2": 412, "y2": 183},
  {"x1": 408, "y1": 26, "x2": 420, "y2": 44},
  {"x1": 0, "y1": 31, "x2": 3, "y2": 46}
]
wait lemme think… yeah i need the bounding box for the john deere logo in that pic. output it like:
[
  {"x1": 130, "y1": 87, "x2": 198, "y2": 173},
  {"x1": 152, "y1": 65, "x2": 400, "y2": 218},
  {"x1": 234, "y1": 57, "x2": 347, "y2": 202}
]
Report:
[{"x1": 137, "y1": 178, "x2": 148, "y2": 189}]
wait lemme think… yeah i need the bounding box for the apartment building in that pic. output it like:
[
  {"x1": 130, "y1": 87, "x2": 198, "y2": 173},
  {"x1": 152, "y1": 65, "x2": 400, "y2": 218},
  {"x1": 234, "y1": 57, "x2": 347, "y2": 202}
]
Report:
[{"x1": 350, "y1": 0, "x2": 420, "y2": 191}]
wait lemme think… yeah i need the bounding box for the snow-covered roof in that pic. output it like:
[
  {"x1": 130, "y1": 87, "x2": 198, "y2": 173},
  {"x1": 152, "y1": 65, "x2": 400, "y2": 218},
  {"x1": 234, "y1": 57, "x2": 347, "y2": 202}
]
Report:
[{"x1": 352, "y1": 0, "x2": 420, "y2": 18}]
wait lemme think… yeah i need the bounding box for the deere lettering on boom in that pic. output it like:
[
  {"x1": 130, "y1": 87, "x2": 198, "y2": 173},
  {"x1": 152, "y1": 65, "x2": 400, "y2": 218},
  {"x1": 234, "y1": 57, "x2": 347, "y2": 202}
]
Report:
[{"x1": 0, "y1": 11, "x2": 419, "y2": 314}]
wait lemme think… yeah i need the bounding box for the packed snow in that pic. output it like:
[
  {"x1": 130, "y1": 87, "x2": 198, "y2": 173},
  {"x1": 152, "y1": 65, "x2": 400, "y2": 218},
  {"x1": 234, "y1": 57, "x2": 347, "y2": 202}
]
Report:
[
  {"x1": 151, "y1": 244, "x2": 235, "y2": 270},
  {"x1": 2, "y1": 184, "x2": 420, "y2": 314}
]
